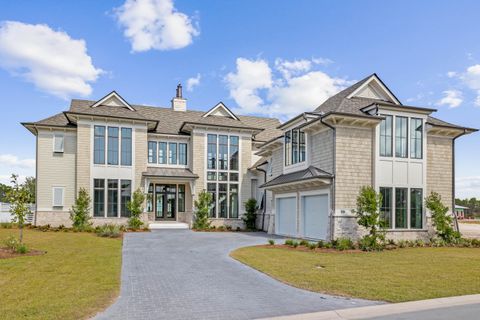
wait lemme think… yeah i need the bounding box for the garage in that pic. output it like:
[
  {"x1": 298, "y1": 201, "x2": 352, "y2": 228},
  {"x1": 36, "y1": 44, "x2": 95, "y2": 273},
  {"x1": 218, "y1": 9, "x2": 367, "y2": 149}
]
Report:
[
  {"x1": 301, "y1": 194, "x2": 329, "y2": 240},
  {"x1": 275, "y1": 196, "x2": 297, "y2": 237}
]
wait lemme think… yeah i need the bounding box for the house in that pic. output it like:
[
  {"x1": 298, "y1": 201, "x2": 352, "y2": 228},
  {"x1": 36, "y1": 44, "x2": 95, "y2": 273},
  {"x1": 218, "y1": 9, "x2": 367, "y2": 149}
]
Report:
[
  {"x1": 455, "y1": 205, "x2": 469, "y2": 219},
  {"x1": 22, "y1": 74, "x2": 476, "y2": 240}
]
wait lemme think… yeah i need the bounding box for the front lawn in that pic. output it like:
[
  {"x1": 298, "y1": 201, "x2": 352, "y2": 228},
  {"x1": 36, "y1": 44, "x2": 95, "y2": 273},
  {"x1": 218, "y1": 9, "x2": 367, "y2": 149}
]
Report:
[
  {"x1": 0, "y1": 228, "x2": 122, "y2": 319},
  {"x1": 231, "y1": 246, "x2": 480, "y2": 302}
]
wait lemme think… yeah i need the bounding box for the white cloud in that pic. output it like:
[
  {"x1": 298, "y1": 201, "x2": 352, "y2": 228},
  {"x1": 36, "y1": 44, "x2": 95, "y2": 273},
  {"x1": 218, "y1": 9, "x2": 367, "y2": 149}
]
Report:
[
  {"x1": 437, "y1": 90, "x2": 463, "y2": 108},
  {"x1": 447, "y1": 71, "x2": 457, "y2": 78},
  {"x1": 186, "y1": 73, "x2": 201, "y2": 91},
  {"x1": 115, "y1": 0, "x2": 199, "y2": 52},
  {"x1": 0, "y1": 154, "x2": 35, "y2": 169},
  {"x1": 456, "y1": 176, "x2": 480, "y2": 199},
  {"x1": 225, "y1": 57, "x2": 349, "y2": 119},
  {"x1": 0, "y1": 21, "x2": 102, "y2": 99}
]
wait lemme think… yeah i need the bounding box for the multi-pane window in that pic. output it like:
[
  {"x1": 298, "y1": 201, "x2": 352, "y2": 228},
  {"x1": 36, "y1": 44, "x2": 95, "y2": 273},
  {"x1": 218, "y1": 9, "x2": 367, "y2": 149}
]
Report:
[
  {"x1": 159, "y1": 142, "x2": 167, "y2": 164},
  {"x1": 178, "y1": 185, "x2": 185, "y2": 212},
  {"x1": 410, "y1": 118, "x2": 423, "y2": 159},
  {"x1": 207, "y1": 171, "x2": 216, "y2": 181},
  {"x1": 379, "y1": 115, "x2": 393, "y2": 157},
  {"x1": 120, "y1": 180, "x2": 131, "y2": 217},
  {"x1": 230, "y1": 136, "x2": 239, "y2": 170},
  {"x1": 284, "y1": 129, "x2": 305, "y2": 166},
  {"x1": 207, "y1": 183, "x2": 216, "y2": 218},
  {"x1": 146, "y1": 183, "x2": 153, "y2": 212},
  {"x1": 179, "y1": 143, "x2": 187, "y2": 165},
  {"x1": 229, "y1": 173, "x2": 238, "y2": 181},
  {"x1": 94, "y1": 126, "x2": 105, "y2": 164},
  {"x1": 108, "y1": 127, "x2": 119, "y2": 165},
  {"x1": 229, "y1": 184, "x2": 239, "y2": 218},
  {"x1": 107, "y1": 179, "x2": 118, "y2": 217},
  {"x1": 219, "y1": 135, "x2": 228, "y2": 170},
  {"x1": 218, "y1": 183, "x2": 228, "y2": 218},
  {"x1": 121, "y1": 128, "x2": 132, "y2": 166},
  {"x1": 207, "y1": 134, "x2": 217, "y2": 169},
  {"x1": 395, "y1": 117, "x2": 408, "y2": 158},
  {"x1": 395, "y1": 188, "x2": 408, "y2": 228},
  {"x1": 380, "y1": 187, "x2": 392, "y2": 228},
  {"x1": 93, "y1": 179, "x2": 105, "y2": 217},
  {"x1": 148, "y1": 142, "x2": 157, "y2": 163},
  {"x1": 410, "y1": 188, "x2": 423, "y2": 229},
  {"x1": 169, "y1": 142, "x2": 177, "y2": 164}
]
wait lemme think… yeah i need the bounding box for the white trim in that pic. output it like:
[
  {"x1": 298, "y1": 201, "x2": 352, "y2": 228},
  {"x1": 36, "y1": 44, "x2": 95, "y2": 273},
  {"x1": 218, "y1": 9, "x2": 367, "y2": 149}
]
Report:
[
  {"x1": 347, "y1": 75, "x2": 401, "y2": 105},
  {"x1": 202, "y1": 102, "x2": 239, "y2": 120},
  {"x1": 52, "y1": 133, "x2": 64, "y2": 153},
  {"x1": 91, "y1": 91, "x2": 134, "y2": 111},
  {"x1": 52, "y1": 186, "x2": 65, "y2": 207}
]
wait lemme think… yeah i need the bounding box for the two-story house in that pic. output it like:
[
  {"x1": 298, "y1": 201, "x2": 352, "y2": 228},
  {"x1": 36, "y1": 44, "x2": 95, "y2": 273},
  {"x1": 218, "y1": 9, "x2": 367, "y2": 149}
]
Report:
[{"x1": 23, "y1": 74, "x2": 476, "y2": 241}]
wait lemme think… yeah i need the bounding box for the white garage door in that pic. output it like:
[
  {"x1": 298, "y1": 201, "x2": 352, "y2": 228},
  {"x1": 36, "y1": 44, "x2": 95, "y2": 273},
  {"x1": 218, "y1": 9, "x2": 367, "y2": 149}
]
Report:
[
  {"x1": 301, "y1": 194, "x2": 329, "y2": 240},
  {"x1": 276, "y1": 197, "x2": 297, "y2": 237}
]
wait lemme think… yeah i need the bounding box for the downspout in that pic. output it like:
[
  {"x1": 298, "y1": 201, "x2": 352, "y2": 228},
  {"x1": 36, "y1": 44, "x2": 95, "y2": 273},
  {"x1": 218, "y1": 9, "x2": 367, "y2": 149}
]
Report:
[
  {"x1": 34, "y1": 126, "x2": 39, "y2": 226},
  {"x1": 320, "y1": 117, "x2": 336, "y2": 241},
  {"x1": 256, "y1": 167, "x2": 267, "y2": 231},
  {"x1": 452, "y1": 129, "x2": 467, "y2": 233}
]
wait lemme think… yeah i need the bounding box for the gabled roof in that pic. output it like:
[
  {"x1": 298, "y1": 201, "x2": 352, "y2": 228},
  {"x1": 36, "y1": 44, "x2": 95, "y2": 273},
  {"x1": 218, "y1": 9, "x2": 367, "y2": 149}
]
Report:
[
  {"x1": 91, "y1": 91, "x2": 135, "y2": 111},
  {"x1": 260, "y1": 166, "x2": 333, "y2": 188},
  {"x1": 202, "y1": 102, "x2": 239, "y2": 120}
]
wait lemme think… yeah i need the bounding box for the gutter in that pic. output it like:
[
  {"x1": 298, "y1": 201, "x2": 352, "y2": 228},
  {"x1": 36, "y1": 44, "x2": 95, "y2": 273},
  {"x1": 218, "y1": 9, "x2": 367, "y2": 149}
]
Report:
[
  {"x1": 452, "y1": 129, "x2": 468, "y2": 233},
  {"x1": 320, "y1": 116, "x2": 336, "y2": 241}
]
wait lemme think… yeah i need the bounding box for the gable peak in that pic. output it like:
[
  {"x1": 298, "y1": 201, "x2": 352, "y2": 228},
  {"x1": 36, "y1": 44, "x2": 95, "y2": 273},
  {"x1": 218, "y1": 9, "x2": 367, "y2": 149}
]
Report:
[
  {"x1": 91, "y1": 91, "x2": 135, "y2": 111},
  {"x1": 203, "y1": 102, "x2": 239, "y2": 120}
]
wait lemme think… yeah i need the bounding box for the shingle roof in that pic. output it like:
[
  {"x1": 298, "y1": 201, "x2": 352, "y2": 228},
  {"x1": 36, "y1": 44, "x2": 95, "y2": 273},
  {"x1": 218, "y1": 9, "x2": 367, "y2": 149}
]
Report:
[
  {"x1": 427, "y1": 116, "x2": 477, "y2": 131},
  {"x1": 24, "y1": 112, "x2": 72, "y2": 127},
  {"x1": 142, "y1": 167, "x2": 198, "y2": 179},
  {"x1": 260, "y1": 166, "x2": 333, "y2": 188}
]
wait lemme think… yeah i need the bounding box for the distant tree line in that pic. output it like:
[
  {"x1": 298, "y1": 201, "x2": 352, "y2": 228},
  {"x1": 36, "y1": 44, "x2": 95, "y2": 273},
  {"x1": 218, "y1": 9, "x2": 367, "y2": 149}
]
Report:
[
  {"x1": 0, "y1": 176, "x2": 35, "y2": 204},
  {"x1": 455, "y1": 198, "x2": 480, "y2": 218}
]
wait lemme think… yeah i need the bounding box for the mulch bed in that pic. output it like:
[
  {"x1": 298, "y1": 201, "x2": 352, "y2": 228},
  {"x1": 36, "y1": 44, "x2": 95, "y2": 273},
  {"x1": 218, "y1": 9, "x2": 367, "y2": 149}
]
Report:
[
  {"x1": 258, "y1": 244, "x2": 364, "y2": 254},
  {"x1": 0, "y1": 247, "x2": 46, "y2": 259}
]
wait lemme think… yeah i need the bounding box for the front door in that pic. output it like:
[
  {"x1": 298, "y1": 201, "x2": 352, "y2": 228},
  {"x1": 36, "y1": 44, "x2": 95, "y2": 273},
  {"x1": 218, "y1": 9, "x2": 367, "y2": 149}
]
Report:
[{"x1": 155, "y1": 184, "x2": 176, "y2": 221}]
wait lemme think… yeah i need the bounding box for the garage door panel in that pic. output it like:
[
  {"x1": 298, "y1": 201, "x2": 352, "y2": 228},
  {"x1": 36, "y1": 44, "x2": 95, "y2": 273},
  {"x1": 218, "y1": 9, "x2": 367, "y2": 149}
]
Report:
[
  {"x1": 276, "y1": 197, "x2": 296, "y2": 237},
  {"x1": 302, "y1": 194, "x2": 328, "y2": 240}
]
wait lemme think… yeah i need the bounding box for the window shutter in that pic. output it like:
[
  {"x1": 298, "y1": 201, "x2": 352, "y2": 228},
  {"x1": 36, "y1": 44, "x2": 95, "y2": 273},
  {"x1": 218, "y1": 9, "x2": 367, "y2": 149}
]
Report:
[
  {"x1": 53, "y1": 135, "x2": 64, "y2": 153},
  {"x1": 53, "y1": 187, "x2": 64, "y2": 207}
]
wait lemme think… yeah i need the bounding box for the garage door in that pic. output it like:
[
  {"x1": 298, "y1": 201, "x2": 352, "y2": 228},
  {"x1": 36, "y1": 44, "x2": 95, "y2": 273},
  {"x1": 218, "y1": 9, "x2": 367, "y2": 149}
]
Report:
[
  {"x1": 276, "y1": 197, "x2": 297, "y2": 237},
  {"x1": 301, "y1": 194, "x2": 328, "y2": 240}
]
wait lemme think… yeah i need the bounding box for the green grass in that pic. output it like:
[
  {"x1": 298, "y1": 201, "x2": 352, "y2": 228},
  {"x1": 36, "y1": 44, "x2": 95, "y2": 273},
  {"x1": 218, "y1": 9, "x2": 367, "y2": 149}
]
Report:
[
  {"x1": 231, "y1": 246, "x2": 480, "y2": 302},
  {"x1": 0, "y1": 228, "x2": 122, "y2": 319}
]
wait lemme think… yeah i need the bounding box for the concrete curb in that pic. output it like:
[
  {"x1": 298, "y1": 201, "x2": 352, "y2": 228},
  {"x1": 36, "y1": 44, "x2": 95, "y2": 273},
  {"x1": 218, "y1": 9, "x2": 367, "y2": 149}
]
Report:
[{"x1": 258, "y1": 294, "x2": 480, "y2": 320}]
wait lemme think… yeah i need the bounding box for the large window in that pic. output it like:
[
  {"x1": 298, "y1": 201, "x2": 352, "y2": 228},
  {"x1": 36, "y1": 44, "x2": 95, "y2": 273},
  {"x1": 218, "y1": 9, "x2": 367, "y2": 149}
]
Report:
[
  {"x1": 178, "y1": 184, "x2": 185, "y2": 212},
  {"x1": 230, "y1": 136, "x2": 239, "y2": 170},
  {"x1": 148, "y1": 141, "x2": 157, "y2": 164},
  {"x1": 94, "y1": 126, "x2": 105, "y2": 164},
  {"x1": 207, "y1": 183, "x2": 216, "y2": 217},
  {"x1": 148, "y1": 141, "x2": 187, "y2": 165},
  {"x1": 219, "y1": 135, "x2": 228, "y2": 170},
  {"x1": 218, "y1": 183, "x2": 228, "y2": 218},
  {"x1": 395, "y1": 117, "x2": 408, "y2": 158},
  {"x1": 379, "y1": 115, "x2": 393, "y2": 157},
  {"x1": 207, "y1": 134, "x2": 217, "y2": 169},
  {"x1": 169, "y1": 142, "x2": 177, "y2": 164},
  {"x1": 410, "y1": 118, "x2": 423, "y2": 159},
  {"x1": 108, "y1": 127, "x2": 119, "y2": 165},
  {"x1": 159, "y1": 142, "x2": 167, "y2": 164},
  {"x1": 179, "y1": 143, "x2": 187, "y2": 165},
  {"x1": 121, "y1": 128, "x2": 132, "y2": 166},
  {"x1": 395, "y1": 188, "x2": 408, "y2": 228},
  {"x1": 146, "y1": 183, "x2": 153, "y2": 212},
  {"x1": 229, "y1": 184, "x2": 239, "y2": 218},
  {"x1": 93, "y1": 179, "x2": 105, "y2": 217},
  {"x1": 120, "y1": 180, "x2": 131, "y2": 217},
  {"x1": 284, "y1": 129, "x2": 305, "y2": 166},
  {"x1": 107, "y1": 179, "x2": 118, "y2": 217},
  {"x1": 410, "y1": 188, "x2": 423, "y2": 229},
  {"x1": 380, "y1": 187, "x2": 392, "y2": 228}
]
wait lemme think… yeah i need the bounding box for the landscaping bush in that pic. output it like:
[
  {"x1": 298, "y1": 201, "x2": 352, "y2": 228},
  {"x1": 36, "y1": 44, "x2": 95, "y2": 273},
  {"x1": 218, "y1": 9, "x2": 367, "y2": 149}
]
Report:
[
  {"x1": 335, "y1": 237, "x2": 354, "y2": 251},
  {"x1": 284, "y1": 239, "x2": 294, "y2": 246},
  {"x1": 299, "y1": 239, "x2": 309, "y2": 246},
  {"x1": 69, "y1": 188, "x2": 92, "y2": 231},
  {"x1": 127, "y1": 189, "x2": 145, "y2": 230},
  {"x1": 2, "y1": 235, "x2": 28, "y2": 253},
  {"x1": 268, "y1": 239, "x2": 275, "y2": 245},
  {"x1": 358, "y1": 235, "x2": 385, "y2": 251},
  {"x1": 307, "y1": 242, "x2": 317, "y2": 250},
  {"x1": 354, "y1": 186, "x2": 386, "y2": 251},
  {"x1": 242, "y1": 198, "x2": 258, "y2": 230},
  {"x1": 426, "y1": 192, "x2": 460, "y2": 243},
  {"x1": 193, "y1": 190, "x2": 212, "y2": 230},
  {"x1": 95, "y1": 224, "x2": 122, "y2": 238}
]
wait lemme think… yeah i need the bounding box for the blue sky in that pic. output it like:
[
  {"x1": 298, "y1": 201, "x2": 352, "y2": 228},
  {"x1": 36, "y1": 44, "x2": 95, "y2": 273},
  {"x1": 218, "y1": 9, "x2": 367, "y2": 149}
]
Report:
[{"x1": 0, "y1": 0, "x2": 479, "y2": 198}]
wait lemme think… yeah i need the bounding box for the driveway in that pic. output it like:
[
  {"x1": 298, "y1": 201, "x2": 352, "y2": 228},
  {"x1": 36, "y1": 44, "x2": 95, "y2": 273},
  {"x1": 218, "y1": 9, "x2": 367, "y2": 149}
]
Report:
[
  {"x1": 95, "y1": 230, "x2": 379, "y2": 320},
  {"x1": 459, "y1": 222, "x2": 480, "y2": 239}
]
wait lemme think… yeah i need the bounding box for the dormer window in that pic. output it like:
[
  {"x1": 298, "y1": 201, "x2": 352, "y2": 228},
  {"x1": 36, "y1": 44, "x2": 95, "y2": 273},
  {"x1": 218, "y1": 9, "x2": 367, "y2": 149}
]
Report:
[{"x1": 285, "y1": 128, "x2": 305, "y2": 166}]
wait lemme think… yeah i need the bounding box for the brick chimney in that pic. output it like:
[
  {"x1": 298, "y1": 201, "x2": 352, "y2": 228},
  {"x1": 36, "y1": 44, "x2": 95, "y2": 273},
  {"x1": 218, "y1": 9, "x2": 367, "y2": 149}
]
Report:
[{"x1": 171, "y1": 84, "x2": 187, "y2": 111}]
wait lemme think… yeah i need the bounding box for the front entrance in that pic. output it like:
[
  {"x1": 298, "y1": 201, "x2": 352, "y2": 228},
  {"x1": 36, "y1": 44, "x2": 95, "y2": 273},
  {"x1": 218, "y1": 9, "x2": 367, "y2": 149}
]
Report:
[{"x1": 155, "y1": 184, "x2": 176, "y2": 221}]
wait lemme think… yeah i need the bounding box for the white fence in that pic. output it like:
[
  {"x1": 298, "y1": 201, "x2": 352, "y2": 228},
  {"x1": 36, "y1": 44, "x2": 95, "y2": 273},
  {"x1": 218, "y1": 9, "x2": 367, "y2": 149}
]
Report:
[{"x1": 0, "y1": 202, "x2": 35, "y2": 224}]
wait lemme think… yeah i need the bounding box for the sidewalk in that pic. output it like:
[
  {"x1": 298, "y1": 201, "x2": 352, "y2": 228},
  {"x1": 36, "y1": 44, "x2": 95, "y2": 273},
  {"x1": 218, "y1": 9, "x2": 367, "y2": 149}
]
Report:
[{"x1": 258, "y1": 294, "x2": 480, "y2": 320}]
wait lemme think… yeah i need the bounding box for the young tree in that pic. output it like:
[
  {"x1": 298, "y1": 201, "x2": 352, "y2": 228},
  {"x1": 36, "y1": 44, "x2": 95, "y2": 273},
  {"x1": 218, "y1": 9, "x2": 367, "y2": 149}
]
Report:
[
  {"x1": 127, "y1": 189, "x2": 145, "y2": 230},
  {"x1": 426, "y1": 192, "x2": 460, "y2": 243},
  {"x1": 193, "y1": 190, "x2": 212, "y2": 230},
  {"x1": 69, "y1": 188, "x2": 92, "y2": 231},
  {"x1": 242, "y1": 198, "x2": 258, "y2": 230},
  {"x1": 354, "y1": 186, "x2": 386, "y2": 251},
  {"x1": 7, "y1": 174, "x2": 31, "y2": 244}
]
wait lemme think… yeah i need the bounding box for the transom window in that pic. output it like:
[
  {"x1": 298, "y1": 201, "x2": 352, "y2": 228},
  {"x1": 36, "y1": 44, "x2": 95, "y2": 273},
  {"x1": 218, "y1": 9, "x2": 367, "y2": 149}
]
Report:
[
  {"x1": 94, "y1": 125, "x2": 132, "y2": 166},
  {"x1": 285, "y1": 128, "x2": 305, "y2": 166},
  {"x1": 379, "y1": 186, "x2": 423, "y2": 230},
  {"x1": 148, "y1": 141, "x2": 187, "y2": 165},
  {"x1": 379, "y1": 115, "x2": 423, "y2": 160}
]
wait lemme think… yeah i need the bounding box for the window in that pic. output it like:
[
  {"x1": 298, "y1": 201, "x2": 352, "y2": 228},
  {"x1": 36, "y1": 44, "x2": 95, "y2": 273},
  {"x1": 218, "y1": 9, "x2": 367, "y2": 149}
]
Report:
[
  {"x1": 53, "y1": 134, "x2": 64, "y2": 153},
  {"x1": 120, "y1": 180, "x2": 131, "y2": 217},
  {"x1": 108, "y1": 127, "x2": 119, "y2": 165},
  {"x1": 229, "y1": 184, "x2": 239, "y2": 218},
  {"x1": 219, "y1": 135, "x2": 228, "y2": 170},
  {"x1": 179, "y1": 143, "x2": 187, "y2": 165},
  {"x1": 299, "y1": 131, "x2": 306, "y2": 162},
  {"x1": 218, "y1": 172, "x2": 228, "y2": 181},
  {"x1": 229, "y1": 136, "x2": 239, "y2": 170},
  {"x1": 410, "y1": 118, "x2": 423, "y2": 159},
  {"x1": 395, "y1": 188, "x2": 408, "y2": 228},
  {"x1": 159, "y1": 142, "x2": 167, "y2": 164},
  {"x1": 285, "y1": 131, "x2": 291, "y2": 166},
  {"x1": 121, "y1": 128, "x2": 132, "y2": 166},
  {"x1": 94, "y1": 126, "x2": 105, "y2": 164},
  {"x1": 148, "y1": 141, "x2": 157, "y2": 164},
  {"x1": 207, "y1": 134, "x2": 217, "y2": 169},
  {"x1": 395, "y1": 117, "x2": 408, "y2": 158},
  {"x1": 52, "y1": 187, "x2": 64, "y2": 207},
  {"x1": 207, "y1": 171, "x2": 216, "y2": 181},
  {"x1": 229, "y1": 173, "x2": 238, "y2": 181},
  {"x1": 284, "y1": 129, "x2": 305, "y2": 166},
  {"x1": 207, "y1": 183, "x2": 216, "y2": 217},
  {"x1": 146, "y1": 183, "x2": 153, "y2": 212},
  {"x1": 380, "y1": 187, "x2": 392, "y2": 228},
  {"x1": 410, "y1": 188, "x2": 423, "y2": 229},
  {"x1": 218, "y1": 183, "x2": 228, "y2": 218},
  {"x1": 94, "y1": 179, "x2": 105, "y2": 217},
  {"x1": 107, "y1": 179, "x2": 118, "y2": 217},
  {"x1": 379, "y1": 115, "x2": 393, "y2": 157},
  {"x1": 169, "y1": 142, "x2": 177, "y2": 164},
  {"x1": 178, "y1": 185, "x2": 185, "y2": 212},
  {"x1": 292, "y1": 130, "x2": 298, "y2": 164}
]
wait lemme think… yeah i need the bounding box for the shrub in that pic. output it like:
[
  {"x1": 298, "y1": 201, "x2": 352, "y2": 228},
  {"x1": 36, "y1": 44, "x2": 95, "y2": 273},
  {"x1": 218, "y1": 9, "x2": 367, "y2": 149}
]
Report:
[
  {"x1": 16, "y1": 243, "x2": 28, "y2": 254},
  {"x1": 242, "y1": 198, "x2": 258, "y2": 230},
  {"x1": 193, "y1": 190, "x2": 212, "y2": 230},
  {"x1": 324, "y1": 242, "x2": 333, "y2": 249},
  {"x1": 292, "y1": 241, "x2": 299, "y2": 248},
  {"x1": 336, "y1": 237, "x2": 354, "y2": 251},
  {"x1": 69, "y1": 188, "x2": 92, "y2": 231},
  {"x1": 354, "y1": 186, "x2": 386, "y2": 251},
  {"x1": 268, "y1": 239, "x2": 275, "y2": 245},
  {"x1": 3, "y1": 235, "x2": 20, "y2": 251},
  {"x1": 299, "y1": 239, "x2": 309, "y2": 246},
  {"x1": 317, "y1": 240, "x2": 325, "y2": 248},
  {"x1": 95, "y1": 224, "x2": 122, "y2": 238},
  {"x1": 285, "y1": 239, "x2": 294, "y2": 246},
  {"x1": 358, "y1": 235, "x2": 384, "y2": 251},
  {"x1": 426, "y1": 192, "x2": 460, "y2": 243},
  {"x1": 307, "y1": 242, "x2": 317, "y2": 250},
  {"x1": 127, "y1": 189, "x2": 145, "y2": 230}
]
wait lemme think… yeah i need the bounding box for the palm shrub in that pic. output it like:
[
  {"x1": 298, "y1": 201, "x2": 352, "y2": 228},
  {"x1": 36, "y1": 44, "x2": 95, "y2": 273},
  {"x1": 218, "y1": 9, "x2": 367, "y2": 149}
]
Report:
[
  {"x1": 193, "y1": 190, "x2": 212, "y2": 230},
  {"x1": 127, "y1": 189, "x2": 145, "y2": 230},
  {"x1": 425, "y1": 192, "x2": 460, "y2": 243},
  {"x1": 242, "y1": 198, "x2": 258, "y2": 230},
  {"x1": 70, "y1": 188, "x2": 92, "y2": 231},
  {"x1": 354, "y1": 186, "x2": 386, "y2": 251}
]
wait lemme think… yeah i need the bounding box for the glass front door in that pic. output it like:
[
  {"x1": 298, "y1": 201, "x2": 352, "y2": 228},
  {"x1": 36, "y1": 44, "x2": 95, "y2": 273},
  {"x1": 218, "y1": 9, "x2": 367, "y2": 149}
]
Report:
[{"x1": 155, "y1": 184, "x2": 176, "y2": 221}]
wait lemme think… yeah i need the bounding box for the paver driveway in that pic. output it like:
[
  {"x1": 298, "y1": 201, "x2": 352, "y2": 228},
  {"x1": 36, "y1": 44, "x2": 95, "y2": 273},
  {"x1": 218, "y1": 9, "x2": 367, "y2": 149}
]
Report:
[{"x1": 95, "y1": 230, "x2": 379, "y2": 320}]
